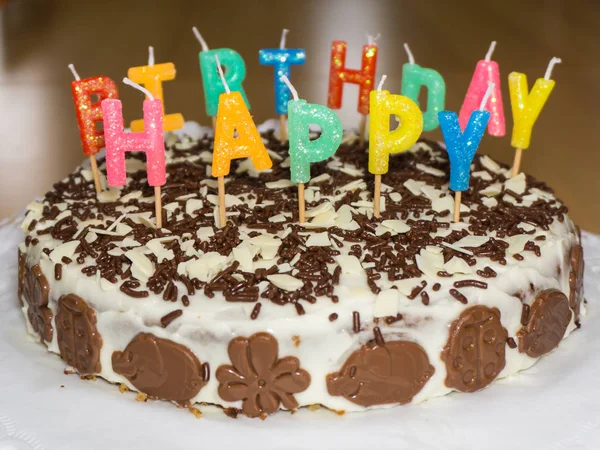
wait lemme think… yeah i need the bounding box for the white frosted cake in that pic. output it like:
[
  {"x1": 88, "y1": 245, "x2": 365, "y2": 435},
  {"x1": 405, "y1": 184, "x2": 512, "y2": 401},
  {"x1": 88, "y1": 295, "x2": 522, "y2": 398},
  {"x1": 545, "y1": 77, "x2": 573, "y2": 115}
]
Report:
[{"x1": 17, "y1": 125, "x2": 584, "y2": 418}]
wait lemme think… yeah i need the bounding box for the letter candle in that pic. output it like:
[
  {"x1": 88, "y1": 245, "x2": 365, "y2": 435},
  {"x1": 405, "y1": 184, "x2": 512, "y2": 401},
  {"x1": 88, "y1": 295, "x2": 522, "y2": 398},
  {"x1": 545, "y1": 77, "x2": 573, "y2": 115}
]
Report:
[
  {"x1": 212, "y1": 55, "x2": 272, "y2": 228},
  {"x1": 68, "y1": 64, "x2": 119, "y2": 193},
  {"x1": 400, "y1": 43, "x2": 446, "y2": 131},
  {"x1": 127, "y1": 46, "x2": 184, "y2": 132},
  {"x1": 327, "y1": 34, "x2": 379, "y2": 146},
  {"x1": 459, "y1": 41, "x2": 505, "y2": 137},
  {"x1": 509, "y1": 57, "x2": 561, "y2": 177},
  {"x1": 282, "y1": 75, "x2": 343, "y2": 223},
  {"x1": 438, "y1": 82, "x2": 494, "y2": 222},
  {"x1": 259, "y1": 29, "x2": 306, "y2": 142},
  {"x1": 369, "y1": 75, "x2": 423, "y2": 218},
  {"x1": 101, "y1": 78, "x2": 166, "y2": 228},
  {"x1": 193, "y1": 27, "x2": 250, "y2": 130}
]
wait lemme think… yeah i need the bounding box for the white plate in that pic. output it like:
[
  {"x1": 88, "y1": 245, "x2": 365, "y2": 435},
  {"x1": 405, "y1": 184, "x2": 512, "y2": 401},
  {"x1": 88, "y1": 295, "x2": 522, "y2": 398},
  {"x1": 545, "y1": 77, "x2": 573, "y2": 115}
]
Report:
[{"x1": 1, "y1": 219, "x2": 599, "y2": 450}]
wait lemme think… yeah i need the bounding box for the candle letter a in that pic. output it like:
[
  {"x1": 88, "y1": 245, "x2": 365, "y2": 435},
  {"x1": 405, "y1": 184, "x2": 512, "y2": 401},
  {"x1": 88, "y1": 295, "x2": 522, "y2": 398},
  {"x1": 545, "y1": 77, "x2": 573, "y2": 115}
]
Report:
[{"x1": 212, "y1": 92, "x2": 272, "y2": 177}]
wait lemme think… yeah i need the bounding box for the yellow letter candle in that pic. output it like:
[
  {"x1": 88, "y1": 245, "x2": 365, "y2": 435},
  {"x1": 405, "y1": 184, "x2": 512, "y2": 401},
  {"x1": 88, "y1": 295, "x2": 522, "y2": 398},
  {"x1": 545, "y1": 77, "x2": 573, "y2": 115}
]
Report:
[
  {"x1": 128, "y1": 46, "x2": 184, "y2": 132},
  {"x1": 369, "y1": 75, "x2": 423, "y2": 217},
  {"x1": 212, "y1": 56, "x2": 272, "y2": 228},
  {"x1": 509, "y1": 57, "x2": 561, "y2": 177}
]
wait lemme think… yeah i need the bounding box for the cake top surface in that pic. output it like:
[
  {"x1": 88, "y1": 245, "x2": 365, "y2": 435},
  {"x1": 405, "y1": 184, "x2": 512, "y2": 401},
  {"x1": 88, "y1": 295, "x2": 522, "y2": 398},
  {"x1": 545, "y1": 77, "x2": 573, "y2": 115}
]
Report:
[{"x1": 20, "y1": 124, "x2": 571, "y2": 320}]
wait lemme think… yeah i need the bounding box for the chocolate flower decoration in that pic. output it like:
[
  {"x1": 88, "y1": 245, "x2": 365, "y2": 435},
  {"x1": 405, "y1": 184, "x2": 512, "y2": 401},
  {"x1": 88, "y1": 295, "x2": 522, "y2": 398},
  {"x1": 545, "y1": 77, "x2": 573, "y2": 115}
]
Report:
[
  {"x1": 22, "y1": 264, "x2": 53, "y2": 343},
  {"x1": 216, "y1": 332, "x2": 310, "y2": 417}
]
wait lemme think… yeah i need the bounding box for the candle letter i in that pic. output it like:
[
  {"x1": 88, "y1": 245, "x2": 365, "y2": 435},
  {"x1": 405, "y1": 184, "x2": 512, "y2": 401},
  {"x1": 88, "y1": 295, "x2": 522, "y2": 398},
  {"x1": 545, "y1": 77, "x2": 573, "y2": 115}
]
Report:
[
  {"x1": 401, "y1": 43, "x2": 446, "y2": 131},
  {"x1": 68, "y1": 64, "x2": 119, "y2": 193},
  {"x1": 128, "y1": 46, "x2": 184, "y2": 132},
  {"x1": 259, "y1": 29, "x2": 306, "y2": 142},
  {"x1": 193, "y1": 27, "x2": 250, "y2": 127},
  {"x1": 369, "y1": 75, "x2": 423, "y2": 218},
  {"x1": 509, "y1": 57, "x2": 561, "y2": 177},
  {"x1": 212, "y1": 55, "x2": 272, "y2": 228},
  {"x1": 459, "y1": 41, "x2": 505, "y2": 136},
  {"x1": 283, "y1": 75, "x2": 343, "y2": 223},
  {"x1": 327, "y1": 35, "x2": 378, "y2": 146},
  {"x1": 438, "y1": 82, "x2": 493, "y2": 222},
  {"x1": 101, "y1": 79, "x2": 166, "y2": 228}
]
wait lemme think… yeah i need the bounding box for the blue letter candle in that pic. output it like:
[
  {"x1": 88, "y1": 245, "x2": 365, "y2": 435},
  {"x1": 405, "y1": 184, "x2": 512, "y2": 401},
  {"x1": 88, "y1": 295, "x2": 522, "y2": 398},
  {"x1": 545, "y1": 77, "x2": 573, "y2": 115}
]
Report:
[{"x1": 438, "y1": 110, "x2": 490, "y2": 192}]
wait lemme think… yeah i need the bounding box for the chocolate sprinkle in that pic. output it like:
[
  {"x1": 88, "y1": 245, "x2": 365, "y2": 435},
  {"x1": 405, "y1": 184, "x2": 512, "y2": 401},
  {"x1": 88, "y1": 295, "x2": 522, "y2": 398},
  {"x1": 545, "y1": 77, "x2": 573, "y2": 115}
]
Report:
[
  {"x1": 353, "y1": 311, "x2": 361, "y2": 333},
  {"x1": 521, "y1": 304, "x2": 531, "y2": 325},
  {"x1": 373, "y1": 327, "x2": 385, "y2": 346},
  {"x1": 507, "y1": 337, "x2": 517, "y2": 349},
  {"x1": 449, "y1": 289, "x2": 468, "y2": 304},
  {"x1": 250, "y1": 303, "x2": 262, "y2": 320},
  {"x1": 329, "y1": 313, "x2": 338, "y2": 322},
  {"x1": 160, "y1": 309, "x2": 183, "y2": 328},
  {"x1": 54, "y1": 263, "x2": 62, "y2": 281},
  {"x1": 453, "y1": 280, "x2": 488, "y2": 289}
]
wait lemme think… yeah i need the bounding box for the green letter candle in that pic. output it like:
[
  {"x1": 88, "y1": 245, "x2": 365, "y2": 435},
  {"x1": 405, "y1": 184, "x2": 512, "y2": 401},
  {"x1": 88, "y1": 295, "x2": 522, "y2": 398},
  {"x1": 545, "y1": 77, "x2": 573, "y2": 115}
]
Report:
[{"x1": 400, "y1": 44, "x2": 445, "y2": 131}]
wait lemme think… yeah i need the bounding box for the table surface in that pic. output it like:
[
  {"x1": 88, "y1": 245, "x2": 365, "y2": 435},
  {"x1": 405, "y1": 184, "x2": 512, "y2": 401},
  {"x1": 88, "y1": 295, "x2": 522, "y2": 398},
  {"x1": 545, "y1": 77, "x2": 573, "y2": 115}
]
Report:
[{"x1": 1, "y1": 0, "x2": 598, "y2": 231}]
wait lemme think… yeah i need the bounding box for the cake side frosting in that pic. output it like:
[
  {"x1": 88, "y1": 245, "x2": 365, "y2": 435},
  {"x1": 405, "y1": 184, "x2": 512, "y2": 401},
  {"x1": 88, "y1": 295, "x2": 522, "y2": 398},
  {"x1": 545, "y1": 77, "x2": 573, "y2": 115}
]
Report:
[{"x1": 17, "y1": 125, "x2": 584, "y2": 417}]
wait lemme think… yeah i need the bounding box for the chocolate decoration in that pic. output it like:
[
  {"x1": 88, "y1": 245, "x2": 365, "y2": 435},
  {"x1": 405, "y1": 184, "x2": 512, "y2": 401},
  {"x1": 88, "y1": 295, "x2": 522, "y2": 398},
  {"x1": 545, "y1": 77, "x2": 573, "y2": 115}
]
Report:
[
  {"x1": 112, "y1": 333, "x2": 206, "y2": 404},
  {"x1": 517, "y1": 289, "x2": 571, "y2": 358},
  {"x1": 568, "y1": 245, "x2": 584, "y2": 320},
  {"x1": 56, "y1": 294, "x2": 103, "y2": 374},
  {"x1": 326, "y1": 340, "x2": 434, "y2": 407},
  {"x1": 216, "y1": 332, "x2": 310, "y2": 418},
  {"x1": 17, "y1": 250, "x2": 25, "y2": 305},
  {"x1": 21, "y1": 264, "x2": 53, "y2": 343},
  {"x1": 442, "y1": 306, "x2": 508, "y2": 393}
]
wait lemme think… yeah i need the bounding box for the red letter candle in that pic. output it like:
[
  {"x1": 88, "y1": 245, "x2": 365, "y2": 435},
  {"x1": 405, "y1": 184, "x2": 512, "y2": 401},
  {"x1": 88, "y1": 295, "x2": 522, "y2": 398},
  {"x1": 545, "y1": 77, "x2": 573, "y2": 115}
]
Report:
[
  {"x1": 68, "y1": 64, "x2": 118, "y2": 193},
  {"x1": 327, "y1": 37, "x2": 378, "y2": 145}
]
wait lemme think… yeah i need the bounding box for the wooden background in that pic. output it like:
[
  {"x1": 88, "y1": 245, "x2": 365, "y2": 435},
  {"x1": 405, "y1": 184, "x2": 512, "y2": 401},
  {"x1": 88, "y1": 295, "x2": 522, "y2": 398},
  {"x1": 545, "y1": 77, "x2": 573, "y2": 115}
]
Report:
[{"x1": 1, "y1": 0, "x2": 598, "y2": 231}]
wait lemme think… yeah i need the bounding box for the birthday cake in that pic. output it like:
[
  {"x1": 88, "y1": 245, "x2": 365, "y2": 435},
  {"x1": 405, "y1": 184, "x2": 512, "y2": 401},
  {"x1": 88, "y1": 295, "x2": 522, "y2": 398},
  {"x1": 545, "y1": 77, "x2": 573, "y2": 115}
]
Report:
[{"x1": 17, "y1": 123, "x2": 584, "y2": 418}]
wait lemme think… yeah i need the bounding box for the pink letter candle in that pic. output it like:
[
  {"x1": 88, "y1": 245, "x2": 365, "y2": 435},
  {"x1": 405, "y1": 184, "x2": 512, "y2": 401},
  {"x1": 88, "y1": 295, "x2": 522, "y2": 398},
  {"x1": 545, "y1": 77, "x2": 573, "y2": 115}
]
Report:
[
  {"x1": 101, "y1": 80, "x2": 165, "y2": 188},
  {"x1": 459, "y1": 41, "x2": 505, "y2": 136}
]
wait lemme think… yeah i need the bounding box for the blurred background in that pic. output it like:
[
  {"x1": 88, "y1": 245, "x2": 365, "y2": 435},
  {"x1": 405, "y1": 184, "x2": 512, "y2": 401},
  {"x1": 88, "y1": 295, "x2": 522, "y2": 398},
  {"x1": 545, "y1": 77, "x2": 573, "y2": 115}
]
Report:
[{"x1": 0, "y1": 0, "x2": 598, "y2": 231}]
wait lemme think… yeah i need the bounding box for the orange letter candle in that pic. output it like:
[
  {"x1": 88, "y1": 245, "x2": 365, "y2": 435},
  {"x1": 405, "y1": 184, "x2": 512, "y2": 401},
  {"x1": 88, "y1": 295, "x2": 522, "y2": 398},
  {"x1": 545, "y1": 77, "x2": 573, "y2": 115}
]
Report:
[
  {"x1": 212, "y1": 56, "x2": 272, "y2": 228},
  {"x1": 128, "y1": 46, "x2": 184, "y2": 133}
]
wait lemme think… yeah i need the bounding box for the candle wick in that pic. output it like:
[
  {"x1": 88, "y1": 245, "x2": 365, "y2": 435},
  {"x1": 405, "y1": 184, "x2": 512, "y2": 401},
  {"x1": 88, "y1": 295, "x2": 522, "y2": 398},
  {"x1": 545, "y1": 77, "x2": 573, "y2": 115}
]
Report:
[
  {"x1": 148, "y1": 46, "x2": 155, "y2": 67},
  {"x1": 281, "y1": 75, "x2": 299, "y2": 101},
  {"x1": 123, "y1": 77, "x2": 155, "y2": 101},
  {"x1": 485, "y1": 41, "x2": 497, "y2": 61},
  {"x1": 280, "y1": 28, "x2": 289, "y2": 49},
  {"x1": 192, "y1": 27, "x2": 209, "y2": 52},
  {"x1": 377, "y1": 74, "x2": 387, "y2": 91},
  {"x1": 366, "y1": 33, "x2": 381, "y2": 46},
  {"x1": 214, "y1": 55, "x2": 230, "y2": 94},
  {"x1": 68, "y1": 63, "x2": 80, "y2": 81},
  {"x1": 544, "y1": 57, "x2": 562, "y2": 80},
  {"x1": 403, "y1": 43, "x2": 415, "y2": 64},
  {"x1": 479, "y1": 81, "x2": 495, "y2": 110}
]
